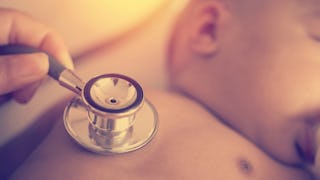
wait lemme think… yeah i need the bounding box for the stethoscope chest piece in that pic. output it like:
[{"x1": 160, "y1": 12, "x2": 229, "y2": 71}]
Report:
[{"x1": 63, "y1": 74, "x2": 158, "y2": 154}]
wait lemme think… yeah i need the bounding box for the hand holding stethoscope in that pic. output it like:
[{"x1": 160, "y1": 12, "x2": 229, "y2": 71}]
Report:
[
  {"x1": 0, "y1": 42, "x2": 158, "y2": 154},
  {"x1": 1, "y1": 42, "x2": 158, "y2": 157},
  {"x1": 0, "y1": 8, "x2": 73, "y2": 105}
]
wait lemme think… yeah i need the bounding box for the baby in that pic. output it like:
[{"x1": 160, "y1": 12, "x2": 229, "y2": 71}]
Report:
[
  {"x1": 4, "y1": 0, "x2": 320, "y2": 179},
  {"x1": 168, "y1": 0, "x2": 320, "y2": 176}
]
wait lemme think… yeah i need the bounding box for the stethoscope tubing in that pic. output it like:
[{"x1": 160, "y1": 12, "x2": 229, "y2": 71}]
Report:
[{"x1": 0, "y1": 44, "x2": 85, "y2": 95}]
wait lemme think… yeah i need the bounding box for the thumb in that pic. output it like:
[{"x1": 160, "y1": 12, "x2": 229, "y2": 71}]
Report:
[{"x1": 0, "y1": 52, "x2": 49, "y2": 95}]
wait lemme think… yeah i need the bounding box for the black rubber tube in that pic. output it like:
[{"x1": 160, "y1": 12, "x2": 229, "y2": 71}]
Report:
[{"x1": 0, "y1": 44, "x2": 66, "y2": 80}]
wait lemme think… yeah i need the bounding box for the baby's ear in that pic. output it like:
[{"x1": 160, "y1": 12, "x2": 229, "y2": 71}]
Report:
[{"x1": 188, "y1": 1, "x2": 228, "y2": 57}]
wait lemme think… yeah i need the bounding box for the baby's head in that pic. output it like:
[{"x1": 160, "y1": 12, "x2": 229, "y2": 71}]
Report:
[{"x1": 168, "y1": 0, "x2": 320, "y2": 170}]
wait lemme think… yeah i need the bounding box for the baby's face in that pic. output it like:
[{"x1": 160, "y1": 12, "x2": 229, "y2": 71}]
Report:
[
  {"x1": 169, "y1": 0, "x2": 320, "y2": 168},
  {"x1": 232, "y1": 4, "x2": 320, "y2": 167}
]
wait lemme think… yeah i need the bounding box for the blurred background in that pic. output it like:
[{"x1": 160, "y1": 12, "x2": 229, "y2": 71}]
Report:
[{"x1": 2, "y1": 0, "x2": 171, "y2": 55}]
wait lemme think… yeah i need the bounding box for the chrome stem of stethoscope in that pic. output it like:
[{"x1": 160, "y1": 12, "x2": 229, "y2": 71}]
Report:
[
  {"x1": 57, "y1": 69, "x2": 85, "y2": 95},
  {"x1": 0, "y1": 45, "x2": 158, "y2": 154}
]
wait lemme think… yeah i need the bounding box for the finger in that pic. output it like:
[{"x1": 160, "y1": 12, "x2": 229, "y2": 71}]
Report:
[
  {"x1": 0, "y1": 8, "x2": 74, "y2": 70},
  {"x1": 0, "y1": 53, "x2": 48, "y2": 94},
  {"x1": 12, "y1": 81, "x2": 42, "y2": 104}
]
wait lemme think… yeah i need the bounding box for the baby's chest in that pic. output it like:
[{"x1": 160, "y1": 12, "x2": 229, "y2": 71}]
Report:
[{"x1": 131, "y1": 122, "x2": 310, "y2": 180}]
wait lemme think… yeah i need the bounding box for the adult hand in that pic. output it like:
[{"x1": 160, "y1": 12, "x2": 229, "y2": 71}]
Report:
[{"x1": 0, "y1": 8, "x2": 73, "y2": 104}]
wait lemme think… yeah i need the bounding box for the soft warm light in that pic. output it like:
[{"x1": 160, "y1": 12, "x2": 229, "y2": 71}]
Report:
[{"x1": 1, "y1": 0, "x2": 170, "y2": 53}]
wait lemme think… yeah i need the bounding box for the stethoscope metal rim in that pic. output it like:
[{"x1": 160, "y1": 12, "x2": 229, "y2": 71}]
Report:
[{"x1": 82, "y1": 74, "x2": 144, "y2": 115}]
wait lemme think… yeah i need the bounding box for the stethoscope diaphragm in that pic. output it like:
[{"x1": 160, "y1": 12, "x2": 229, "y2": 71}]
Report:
[{"x1": 63, "y1": 74, "x2": 158, "y2": 154}]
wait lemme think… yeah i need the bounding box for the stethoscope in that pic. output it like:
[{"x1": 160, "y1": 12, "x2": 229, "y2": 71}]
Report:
[{"x1": 0, "y1": 45, "x2": 158, "y2": 154}]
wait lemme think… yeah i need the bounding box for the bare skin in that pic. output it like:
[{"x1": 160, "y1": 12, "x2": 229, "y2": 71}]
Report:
[{"x1": 10, "y1": 90, "x2": 312, "y2": 180}]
